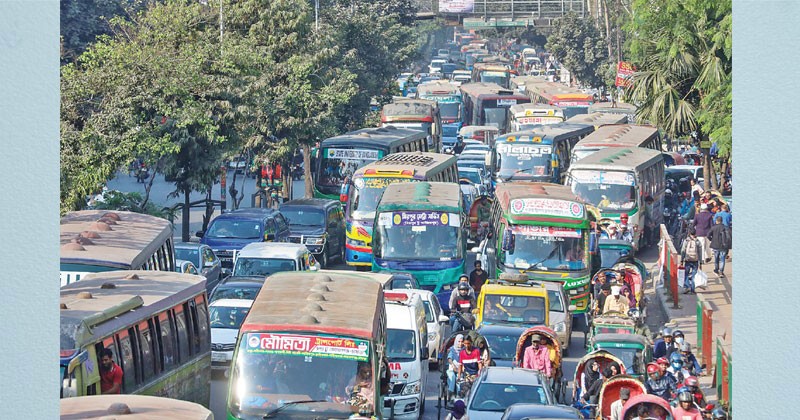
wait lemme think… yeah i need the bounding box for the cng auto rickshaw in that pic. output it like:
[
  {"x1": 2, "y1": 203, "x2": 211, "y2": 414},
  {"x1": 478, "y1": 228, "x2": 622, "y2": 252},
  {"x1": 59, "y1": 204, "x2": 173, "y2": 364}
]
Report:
[
  {"x1": 513, "y1": 326, "x2": 568, "y2": 404},
  {"x1": 587, "y1": 333, "x2": 653, "y2": 381}
]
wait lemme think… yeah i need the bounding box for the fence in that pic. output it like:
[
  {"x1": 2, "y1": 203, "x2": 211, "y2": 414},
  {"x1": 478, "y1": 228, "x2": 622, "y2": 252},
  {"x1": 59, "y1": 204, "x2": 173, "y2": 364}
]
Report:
[
  {"x1": 696, "y1": 297, "x2": 713, "y2": 370},
  {"x1": 715, "y1": 336, "x2": 732, "y2": 416},
  {"x1": 658, "y1": 224, "x2": 680, "y2": 308}
]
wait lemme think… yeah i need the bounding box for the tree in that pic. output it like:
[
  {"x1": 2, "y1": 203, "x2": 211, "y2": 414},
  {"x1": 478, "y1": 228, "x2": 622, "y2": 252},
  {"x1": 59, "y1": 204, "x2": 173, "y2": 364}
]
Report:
[
  {"x1": 60, "y1": 0, "x2": 150, "y2": 63},
  {"x1": 546, "y1": 13, "x2": 608, "y2": 88}
]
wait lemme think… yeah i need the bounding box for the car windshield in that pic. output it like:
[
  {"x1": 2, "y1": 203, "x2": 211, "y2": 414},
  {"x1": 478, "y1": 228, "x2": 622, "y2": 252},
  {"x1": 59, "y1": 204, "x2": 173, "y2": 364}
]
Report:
[
  {"x1": 443, "y1": 125, "x2": 460, "y2": 137},
  {"x1": 484, "y1": 108, "x2": 508, "y2": 131},
  {"x1": 502, "y1": 226, "x2": 588, "y2": 271},
  {"x1": 482, "y1": 294, "x2": 547, "y2": 325},
  {"x1": 387, "y1": 329, "x2": 416, "y2": 362},
  {"x1": 495, "y1": 143, "x2": 552, "y2": 180},
  {"x1": 460, "y1": 170, "x2": 482, "y2": 184},
  {"x1": 228, "y1": 333, "x2": 373, "y2": 419},
  {"x1": 209, "y1": 305, "x2": 251, "y2": 329},
  {"x1": 482, "y1": 333, "x2": 518, "y2": 361},
  {"x1": 373, "y1": 212, "x2": 463, "y2": 261},
  {"x1": 470, "y1": 383, "x2": 547, "y2": 412},
  {"x1": 348, "y1": 178, "x2": 417, "y2": 221},
  {"x1": 206, "y1": 220, "x2": 262, "y2": 239},
  {"x1": 233, "y1": 258, "x2": 296, "y2": 277},
  {"x1": 317, "y1": 148, "x2": 382, "y2": 188},
  {"x1": 439, "y1": 102, "x2": 461, "y2": 120},
  {"x1": 281, "y1": 208, "x2": 325, "y2": 227},
  {"x1": 570, "y1": 170, "x2": 636, "y2": 211},
  {"x1": 175, "y1": 248, "x2": 200, "y2": 265},
  {"x1": 211, "y1": 286, "x2": 260, "y2": 302}
]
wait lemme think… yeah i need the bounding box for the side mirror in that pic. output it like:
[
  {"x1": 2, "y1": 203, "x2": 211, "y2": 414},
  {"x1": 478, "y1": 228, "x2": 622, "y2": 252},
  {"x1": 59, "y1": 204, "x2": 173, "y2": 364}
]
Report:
[
  {"x1": 438, "y1": 315, "x2": 449, "y2": 324},
  {"x1": 196, "y1": 231, "x2": 204, "y2": 238},
  {"x1": 501, "y1": 228, "x2": 515, "y2": 253},
  {"x1": 221, "y1": 268, "x2": 232, "y2": 278},
  {"x1": 568, "y1": 305, "x2": 577, "y2": 312}
]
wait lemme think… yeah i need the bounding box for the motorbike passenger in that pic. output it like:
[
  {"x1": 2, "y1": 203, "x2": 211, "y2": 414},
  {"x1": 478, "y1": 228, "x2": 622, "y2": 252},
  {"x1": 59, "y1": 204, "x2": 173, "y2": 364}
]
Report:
[
  {"x1": 679, "y1": 343, "x2": 703, "y2": 375},
  {"x1": 644, "y1": 362, "x2": 677, "y2": 401},
  {"x1": 450, "y1": 282, "x2": 476, "y2": 332},
  {"x1": 667, "y1": 352, "x2": 691, "y2": 384},
  {"x1": 672, "y1": 390, "x2": 703, "y2": 419},
  {"x1": 656, "y1": 357, "x2": 670, "y2": 375},
  {"x1": 682, "y1": 376, "x2": 706, "y2": 407},
  {"x1": 710, "y1": 407, "x2": 728, "y2": 420}
]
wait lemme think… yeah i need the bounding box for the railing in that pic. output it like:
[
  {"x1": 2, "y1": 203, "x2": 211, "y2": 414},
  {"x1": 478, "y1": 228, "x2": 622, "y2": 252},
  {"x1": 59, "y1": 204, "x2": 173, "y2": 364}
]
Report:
[
  {"x1": 658, "y1": 224, "x2": 680, "y2": 308},
  {"x1": 696, "y1": 296, "x2": 713, "y2": 371},
  {"x1": 440, "y1": 0, "x2": 585, "y2": 19},
  {"x1": 715, "y1": 336, "x2": 732, "y2": 416}
]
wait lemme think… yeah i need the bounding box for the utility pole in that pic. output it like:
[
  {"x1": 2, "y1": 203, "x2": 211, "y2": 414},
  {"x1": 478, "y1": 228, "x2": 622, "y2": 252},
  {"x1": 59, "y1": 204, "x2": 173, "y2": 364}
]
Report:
[{"x1": 315, "y1": 0, "x2": 319, "y2": 32}]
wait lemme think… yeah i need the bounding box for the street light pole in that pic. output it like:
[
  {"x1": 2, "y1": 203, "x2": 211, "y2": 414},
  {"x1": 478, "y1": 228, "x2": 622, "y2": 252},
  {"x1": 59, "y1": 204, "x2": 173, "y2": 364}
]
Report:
[
  {"x1": 220, "y1": 0, "x2": 223, "y2": 45},
  {"x1": 315, "y1": 0, "x2": 319, "y2": 32}
]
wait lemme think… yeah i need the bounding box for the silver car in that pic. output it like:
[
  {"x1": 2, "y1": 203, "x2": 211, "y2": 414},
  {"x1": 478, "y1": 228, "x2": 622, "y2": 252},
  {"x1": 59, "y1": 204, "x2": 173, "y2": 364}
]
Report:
[
  {"x1": 466, "y1": 367, "x2": 555, "y2": 420},
  {"x1": 539, "y1": 281, "x2": 575, "y2": 354}
]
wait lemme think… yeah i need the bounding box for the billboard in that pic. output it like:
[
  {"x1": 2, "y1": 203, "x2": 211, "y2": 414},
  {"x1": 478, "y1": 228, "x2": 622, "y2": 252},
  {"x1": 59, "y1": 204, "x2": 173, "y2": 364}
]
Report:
[{"x1": 440, "y1": 0, "x2": 475, "y2": 13}]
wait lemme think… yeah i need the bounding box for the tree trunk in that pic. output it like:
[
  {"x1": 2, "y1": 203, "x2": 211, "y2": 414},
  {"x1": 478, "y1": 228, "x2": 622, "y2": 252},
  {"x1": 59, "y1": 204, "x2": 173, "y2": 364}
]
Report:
[
  {"x1": 603, "y1": 0, "x2": 613, "y2": 60},
  {"x1": 182, "y1": 190, "x2": 190, "y2": 242},
  {"x1": 303, "y1": 144, "x2": 313, "y2": 199}
]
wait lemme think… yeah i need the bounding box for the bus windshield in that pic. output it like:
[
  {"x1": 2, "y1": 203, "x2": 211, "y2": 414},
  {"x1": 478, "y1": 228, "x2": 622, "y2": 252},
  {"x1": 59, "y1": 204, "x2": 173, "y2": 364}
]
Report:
[
  {"x1": 349, "y1": 178, "x2": 416, "y2": 221},
  {"x1": 229, "y1": 333, "x2": 372, "y2": 419},
  {"x1": 495, "y1": 143, "x2": 552, "y2": 180},
  {"x1": 318, "y1": 148, "x2": 382, "y2": 188},
  {"x1": 387, "y1": 122, "x2": 432, "y2": 134},
  {"x1": 570, "y1": 170, "x2": 636, "y2": 211},
  {"x1": 482, "y1": 294, "x2": 547, "y2": 325},
  {"x1": 374, "y1": 211, "x2": 463, "y2": 260},
  {"x1": 439, "y1": 102, "x2": 461, "y2": 120},
  {"x1": 483, "y1": 108, "x2": 507, "y2": 131},
  {"x1": 502, "y1": 226, "x2": 587, "y2": 271},
  {"x1": 480, "y1": 71, "x2": 508, "y2": 87}
]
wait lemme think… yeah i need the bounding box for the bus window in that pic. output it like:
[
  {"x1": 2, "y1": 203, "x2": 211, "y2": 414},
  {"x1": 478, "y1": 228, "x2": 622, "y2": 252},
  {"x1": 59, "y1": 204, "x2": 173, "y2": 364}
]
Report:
[
  {"x1": 188, "y1": 301, "x2": 201, "y2": 354},
  {"x1": 195, "y1": 296, "x2": 210, "y2": 353},
  {"x1": 117, "y1": 330, "x2": 137, "y2": 390},
  {"x1": 173, "y1": 305, "x2": 191, "y2": 362},
  {"x1": 138, "y1": 321, "x2": 157, "y2": 381},
  {"x1": 158, "y1": 312, "x2": 177, "y2": 370}
]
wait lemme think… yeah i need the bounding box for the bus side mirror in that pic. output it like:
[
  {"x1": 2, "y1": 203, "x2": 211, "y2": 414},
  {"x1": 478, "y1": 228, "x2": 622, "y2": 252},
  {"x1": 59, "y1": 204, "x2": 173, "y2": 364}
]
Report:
[{"x1": 339, "y1": 179, "x2": 350, "y2": 203}]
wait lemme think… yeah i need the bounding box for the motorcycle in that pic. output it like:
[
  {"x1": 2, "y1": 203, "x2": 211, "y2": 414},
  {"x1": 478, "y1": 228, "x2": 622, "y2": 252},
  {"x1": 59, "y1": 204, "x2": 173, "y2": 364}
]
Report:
[
  {"x1": 136, "y1": 166, "x2": 150, "y2": 183},
  {"x1": 451, "y1": 311, "x2": 475, "y2": 332}
]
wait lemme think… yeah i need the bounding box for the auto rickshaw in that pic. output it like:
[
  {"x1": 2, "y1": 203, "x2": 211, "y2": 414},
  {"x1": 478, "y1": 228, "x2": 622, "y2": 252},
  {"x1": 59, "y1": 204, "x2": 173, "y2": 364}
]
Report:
[
  {"x1": 620, "y1": 394, "x2": 676, "y2": 420},
  {"x1": 587, "y1": 333, "x2": 653, "y2": 381},
  {"x1": 436, "y1": 330, "x2": 491, "y2": 419},
  {"x1": 474, "y1": 278, "x2": 549, "y2": 329},
  {"x1": 596, "y1": 375, "x2": 647, "y2": 420},
  {"x1": 572, "y1": 350, "x2": 626, "y2": 404},
  {"x1": 512, "y1": 326, "x2": 567, "y2": 403}
]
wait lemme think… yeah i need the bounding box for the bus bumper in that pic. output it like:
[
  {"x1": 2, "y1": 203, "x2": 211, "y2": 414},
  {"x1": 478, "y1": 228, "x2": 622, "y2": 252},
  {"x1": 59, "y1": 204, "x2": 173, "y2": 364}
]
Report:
[{"x1": 346, "y1": 247, "x2": 373, "y2": 267}]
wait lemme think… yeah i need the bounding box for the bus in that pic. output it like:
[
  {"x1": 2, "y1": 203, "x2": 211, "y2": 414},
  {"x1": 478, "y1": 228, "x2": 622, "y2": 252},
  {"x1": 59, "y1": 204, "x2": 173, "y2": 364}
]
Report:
[
  {"x1": 60, "y1": 210, "x2": 175, "y2": 286},
  {"x1": 471, "y1": 63, "x2": 514, "y2": 89},
  {"x1": 60, "y1": 271, "x2": 210, "y2": 404},
  {"x1": 524, "y1": 80, "x2": 594, "y2": 119},
  {"x1": 226, "y1": 270, "x2": 388, "y2": 420},
  {"x1": 313, "y1": 126, "x2": 428, "y2": 200},
  {"x1": 490, "y1": 123, "x2": 595, "y2": 185},
  {"x1": 589, "y1": 102, "x2": 638, "y2": 122},
  {"x1": 372, "y1": 182, "x2": 466, "y2": 297},
  {"x1": 567, "y1": 147, "x2": 666, "y2": 250},
  {"x1": 475, "y1": 182, "x2": 594, "y2": 316},
  {"x1": 340, "y1": 152, "x2": 459, "y2": 269},
  {"x1": 461, "y1": 82, "x2": 531, "y2": 134},
  {"x1": 570, "y1": 124, "x2": 662, "y2": 163},
  {"x1": 507, "y1": 103, "x2": 565, "y2": 132},
  {"x1": 60, "y1": 395, "x2": 213, "y2": 419},
  {"x1": 565, "y1": 111, "x2": 628, "y2": 130},
  {"x1": 381, "y1": 99, "x2": 442, "y2": 152},
  {"x1": 416, "y1": 81, "x2": 463, "y2": 127}
]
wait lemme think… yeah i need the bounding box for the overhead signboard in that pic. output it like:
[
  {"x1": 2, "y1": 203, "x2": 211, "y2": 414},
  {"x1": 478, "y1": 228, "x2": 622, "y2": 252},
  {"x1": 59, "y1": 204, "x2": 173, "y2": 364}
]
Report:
[
  {"x1": 509, "y1": 198, "x2": 585, "y2": 218},
  {"x1": 439, "y1": 0, "x2": 475, "y2": 13}
]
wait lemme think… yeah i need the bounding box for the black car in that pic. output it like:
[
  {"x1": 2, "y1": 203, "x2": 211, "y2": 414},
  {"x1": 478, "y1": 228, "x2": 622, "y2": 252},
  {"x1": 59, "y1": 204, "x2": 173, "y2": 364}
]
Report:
[
  {"x1": 501, "y1": 403, "x2": 583, "y2": 420},
  {"x1": 477, "y1": 324, "x2": 528, "y2": 367},
  {"x1": 279, "y1": 198, "x2": 345, "y2": 268},
  {"x1": 208, "y1": 276, "x2": 266, "y2": 303}
]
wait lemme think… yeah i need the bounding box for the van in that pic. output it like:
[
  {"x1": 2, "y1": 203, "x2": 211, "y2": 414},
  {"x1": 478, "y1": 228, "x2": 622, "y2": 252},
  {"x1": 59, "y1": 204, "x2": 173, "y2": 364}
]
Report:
[
  {"x1": 198, "y1": 208, "x2": 291, "y2": 271},
  {"x1": 231, "y1": 242, "x2": 319, "y2": 277},
  {"x1": 383, "y1": 290, "x2": 429, "y2": 419}
]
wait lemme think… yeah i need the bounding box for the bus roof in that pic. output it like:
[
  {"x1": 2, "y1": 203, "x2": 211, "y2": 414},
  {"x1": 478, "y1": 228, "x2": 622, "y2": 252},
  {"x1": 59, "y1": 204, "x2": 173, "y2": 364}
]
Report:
[
  {"x1": 565, "y1": 112, "x2": 628, "y2": 126},
  {"x1": 460, "y1": 82, "x2": 517, "y2": 98},
  {"x1": 525, "y1": 81, "x2": 593, "y2": 102},
  {"x1": 473, "y1": 63, "x2": 511, "y2": 72},
  {"x1": 60, "y1": 271, "x2": 206, "y2": 350},
  {"x1": 353, "y1": 152, "x2": 456, "y2": 179},
  {"x1": 381, "y1": 100, "x2": 436, "y2": 121},
  {"x1": 570, "y1": 147, "x2": 664, "y2": 171},
  {"x1": 240, "y1": 271, "x2": 385, "y2": 339},
  {"x1": 508, "y1": 103, "x2": 562, "y2": 115},
  {"x1": 497, "y1": 123, "x2": 595, "y2": 143},
  {"x1": 416, "y1": 81, "x2": 460, "y2": 97},
  {"x1": 377, "y1": 181, "x2": 462, "y2": 213},
  {"x1": 589, "y1": 102, "x2": 637, "y2": 114},
  {"x1": 319, "y1": 126, "x2": 426, "y2": 149},
  {"x1": 494, "y1": 182, "x2": 587, "y2": 224},
  {"x1": 60, "y1": 210, "x2": 173, "y2": 270},
  {"x1": 573, "y1": 124, "x2": 659, "y2": 148},
  {"x1": 60, "y1": 394, "x2": 213, "y2": 419}
]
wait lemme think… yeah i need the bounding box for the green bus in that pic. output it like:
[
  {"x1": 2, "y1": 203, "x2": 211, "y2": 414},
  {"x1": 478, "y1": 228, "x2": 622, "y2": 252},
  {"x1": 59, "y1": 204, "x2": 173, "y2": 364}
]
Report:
[
  {"x1": 372, "y1": 181, "x2": 466, "y2": 302},
  {"x1": 60, "y1": 271, "x2": 210, "y2": 405},
  {"x1": 314, "y1": 126, "x2": 429, "y2": 200},
  {"x1": 476, "y1": 182, "x2": 594, "y2": 316}
]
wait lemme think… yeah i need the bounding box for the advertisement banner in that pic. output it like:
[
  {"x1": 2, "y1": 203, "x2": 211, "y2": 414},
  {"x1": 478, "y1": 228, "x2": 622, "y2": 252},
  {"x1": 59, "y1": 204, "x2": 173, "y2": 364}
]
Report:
[
  {"x1": 512, "y1": 225, "x2": 581, "y2": 238},
  {"x1": 509, "y1": 198, "x2": 585, "y2": 218},
  {"x1": 379, "y1": 211, "x2": 460, "y2": 228},
  {"x1": 571, "y1": 170, "x2": 635, "y2": 186},
  {"x1": 244, "y1": 333, "x2": 370, "y2": 361},
  {"x1": 615, "y1": 61, "x2": 635, "y2": 87},
  {"x1": 439, "y1": 0, "x2": 475, "y2": 13}
]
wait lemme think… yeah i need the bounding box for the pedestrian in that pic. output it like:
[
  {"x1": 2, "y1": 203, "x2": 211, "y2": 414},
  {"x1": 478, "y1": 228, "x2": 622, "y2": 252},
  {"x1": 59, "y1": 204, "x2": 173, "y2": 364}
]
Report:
[
  {"x1": 693, "y1": 204, "x2": 714, "y2": 263},
  {"x1": 707, "y1": 217, "x2": 731, "y2": 276},
  {"x1": 680, "y1": 228, "x2": 702, "y2": 295},
  {"x1": 714, "y1": 204, "x2": 732, "y2": 227},
  {"x1": 610, "y1": 387, "x2": 630, "y2": 420},
  {"x1": 99, "y1": 348, "x2": 123, "y2": 394},
  {"x1": 469, "y1": 261, "x2": 488, "y2": 295},
  {"x1": 644, "y1": 196, "x2": 656, "y2": 247},
  {"x1": 603, "y1": 285, "x2": 630, "y2": 314},
  {"x1": 444, "y1": 399, "x2": 468, "y2": 420}
]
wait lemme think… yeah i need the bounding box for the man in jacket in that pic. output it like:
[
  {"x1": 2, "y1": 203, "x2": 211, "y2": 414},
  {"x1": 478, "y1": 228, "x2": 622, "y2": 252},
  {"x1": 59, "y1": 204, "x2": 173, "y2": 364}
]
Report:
[
  {"x1": 680, "y1": 228, "x2": 702, "y2": 294},
  {"x1": 448, "y1": 275, "x2": 475, "y2": 313},
  {"x1": 707, "y1": 217, "x2": 731, "y2": 275},
  {"x1": 644, "y1": 363, "x2": 677, "y2": 401},
  {"x1": 693, "y1": 203, "x2": 714, "y2": 262}
]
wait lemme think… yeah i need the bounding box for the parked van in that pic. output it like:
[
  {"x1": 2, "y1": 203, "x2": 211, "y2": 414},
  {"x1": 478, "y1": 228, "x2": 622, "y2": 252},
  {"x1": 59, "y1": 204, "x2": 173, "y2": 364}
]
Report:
[
  {"x1": 383, "y1": 290, "x2": 429, "y2": 419},
  {"x1": 232, "y1": 242, "x2": 319, "y2": 277}
]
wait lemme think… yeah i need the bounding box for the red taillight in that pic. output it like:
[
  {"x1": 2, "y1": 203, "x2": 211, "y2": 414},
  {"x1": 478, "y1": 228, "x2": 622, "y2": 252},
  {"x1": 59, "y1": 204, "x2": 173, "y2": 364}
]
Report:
[{"x1": 384, "y1": 291, "x2": 410, "y2": 302}]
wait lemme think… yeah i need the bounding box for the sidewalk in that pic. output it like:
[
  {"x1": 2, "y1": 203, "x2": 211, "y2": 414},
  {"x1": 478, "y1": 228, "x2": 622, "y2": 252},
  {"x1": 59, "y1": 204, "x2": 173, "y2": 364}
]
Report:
[{"x1": 654, "y1": 250, "x2": 732, "y2": 403}]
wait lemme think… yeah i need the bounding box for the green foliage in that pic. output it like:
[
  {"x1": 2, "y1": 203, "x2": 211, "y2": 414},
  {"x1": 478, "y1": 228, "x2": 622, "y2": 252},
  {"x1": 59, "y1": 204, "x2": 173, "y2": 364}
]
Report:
[
  {"x1": 91, "y1": 190, "x2": 168, "y2": 218},
  {"x1": 546, "y1": 13, "x2": 608, "y2": 88},
  {"x1": 60, "y1": 0, "x2": 151, "y2": 63}
]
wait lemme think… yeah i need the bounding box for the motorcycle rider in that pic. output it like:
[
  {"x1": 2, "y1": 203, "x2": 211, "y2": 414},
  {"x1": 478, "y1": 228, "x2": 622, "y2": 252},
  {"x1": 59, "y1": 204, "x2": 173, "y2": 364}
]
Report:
[
  {"x1": 672, "y1": 390, "x2": 703, "y2": 419},
  {"x1": 682, "y1": 376, "x2": 706, "y2": 407},
  {"x1": 644, "y1": 362, "x2": 677, "y2": 401},
  {"x1": 680, "y1": 343, "x2": 703, "y2": 375},
  {"x1": 667, "y1": 352, "x2": 691, "y2": 384},
  {"x1": 450, "y1": 282, "x2": 476, "y2": 332},
  {"x1": 449, "y1": 275, "x2": 475, "y2": 313}
]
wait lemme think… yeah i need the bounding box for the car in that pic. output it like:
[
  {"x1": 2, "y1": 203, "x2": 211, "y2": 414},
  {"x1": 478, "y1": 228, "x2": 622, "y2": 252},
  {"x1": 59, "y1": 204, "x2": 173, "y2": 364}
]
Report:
[
  {"x1": 174, "y1": 242, "x2": 223, "y2": 291},
  {"x1": 383, "y1": 272, "x2": 420, "y2": 290},
  {"x1": 476, "y1": 324, "x2": 528, "y2": 367},
  {"x1": 175, "y1": 259, "x2": 199, "y2": 275},
  {"x1": 539, "y1": 281, "x2": 574, "y2": 354},
  {"x1": 232, "y1": 242, "x2": 319, "y2": 277},
  {"x1": 466, "y1": 367, "x2": 556, "y2": 420},
  {"x1": 666, "y1": 164, "x2": 703, "y2": 185},
  {"x1": 410, "y1": 289, "x2": 450, "y2": 367},
  {"x1": 279, "y1": 198, "x2": 346, "y2": 268},
  {"x1": 501, "y1": 403, "x2": 583, "y2": 420},
  {"x1": 228, "y1": 155, "x2": 248, "y2": 173},
  {"x1": 198, "y1": 208, "x2": 291, "y2": 271},
  {"x1": 463, "y1": 143, "x2": 491, "y2": 154},
  {"x1": 209, "y1": 298, "x2": 253, "y2": 375},
  {"x1": 459, "y1": 167, "x2": 490, "y2": 195},
  {"x1": 208, "y1": 275, "x2": 266, "y2": 303}
]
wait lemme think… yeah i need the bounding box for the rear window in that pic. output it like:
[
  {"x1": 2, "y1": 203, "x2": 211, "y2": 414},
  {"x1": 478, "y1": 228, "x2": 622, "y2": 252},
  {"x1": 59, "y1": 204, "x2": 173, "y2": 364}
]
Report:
[{"x1": 210, "y1": 286, "x2": 260, "y2": 302}]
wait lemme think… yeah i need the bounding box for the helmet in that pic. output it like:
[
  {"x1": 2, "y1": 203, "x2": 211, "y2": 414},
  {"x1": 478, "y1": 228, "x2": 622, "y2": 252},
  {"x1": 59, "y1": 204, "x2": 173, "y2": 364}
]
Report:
[
  {"x1": 678, "y1": 390, "x2": 693, "y2": 402},
  {"x1": 670, "y1": 352, "x2": 683, "y2": 363},
  {"x1": 458, "y1": 283, "x2": 470, "y2": 291},
  {"x1": 662, "y1": 327, "x2": 673, "y2": 337},
  {"x1": 672, "y1": 329, "x2": 684, "y2": 338},
  {"x1": 646, "y1": 363, "x2": 659, "y2": 374},
  {"x1": 680, "y1": 343, "x2": 691, "y2": 352},
  {"x1": 685, "y1": 376, "x2": 699, "y2": 387},
  {"x1": 711, "y1": 408, "x2": 728, "y2": 419},
  {"x1": 656, "y1": 357, "x2": 669, "y2": 366},
  {"x1": 665, "y1": 189, "x2": 673, "y2": 195}
]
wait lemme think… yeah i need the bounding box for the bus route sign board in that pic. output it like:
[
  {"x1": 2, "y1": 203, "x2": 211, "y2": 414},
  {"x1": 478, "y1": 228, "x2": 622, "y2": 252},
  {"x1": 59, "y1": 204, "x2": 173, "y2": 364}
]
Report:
[
  {"x1": 509, "y1": 198, "x2": 585, "y2": 218},
  {"x1": 245, "y1": 333, "x2": 369, "y2": 361},
  {"x1": 379, "y1": 211, "x2": 460, "y2": 228}
]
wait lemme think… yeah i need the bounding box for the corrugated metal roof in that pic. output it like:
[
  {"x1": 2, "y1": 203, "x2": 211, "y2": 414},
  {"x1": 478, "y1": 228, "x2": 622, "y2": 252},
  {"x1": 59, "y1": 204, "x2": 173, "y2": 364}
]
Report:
[
  {"x1": 575, "y1": 124, "x2": 658, "y2": 147},
  {"x1": 570, "y1": 146, "x2": 663, "y2": 170},
  {"x1": 495, "y1": 182, "x2": 582, "y2": 211},
  {"x1": 377, "y1": 182, "x2": 461, "y2": 212}
]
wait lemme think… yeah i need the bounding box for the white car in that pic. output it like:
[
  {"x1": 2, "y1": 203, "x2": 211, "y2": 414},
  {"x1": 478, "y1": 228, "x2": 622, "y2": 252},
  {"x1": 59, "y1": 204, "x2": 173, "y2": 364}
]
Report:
[
  {"x1": 210, "y1": 298, "x2": 254, "y2": 375},
  {"x1": 429, "y1": 59, "x2": 447, "y2": 74},
  {"x1": 407, "y1": 289, "x2": 449, "y2": 367},
  {"x1": 463, "y1": 143, "x2": 491, "y2": 154}
]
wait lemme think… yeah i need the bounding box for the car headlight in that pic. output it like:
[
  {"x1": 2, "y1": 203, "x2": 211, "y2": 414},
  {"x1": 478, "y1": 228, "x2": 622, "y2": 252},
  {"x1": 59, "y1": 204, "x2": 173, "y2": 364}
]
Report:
[
  {"x1": 402, "y1": 380, "x2": 421, "y2": 395},
  {"x1": 305, "y1": 237, "x2": 325, "y2": 246},
  {"x1": 428, "y1": 332, "x2": 437, "y2": 342},
  {"x1": 552, "y1": 321, "x2": 566, "y2": 332}
]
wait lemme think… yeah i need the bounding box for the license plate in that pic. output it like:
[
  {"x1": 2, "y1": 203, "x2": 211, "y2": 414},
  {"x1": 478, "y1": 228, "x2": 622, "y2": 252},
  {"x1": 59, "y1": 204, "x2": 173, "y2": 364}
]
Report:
[{"x1": 212, "y1": 352, "x2": 228, "y2": 362}]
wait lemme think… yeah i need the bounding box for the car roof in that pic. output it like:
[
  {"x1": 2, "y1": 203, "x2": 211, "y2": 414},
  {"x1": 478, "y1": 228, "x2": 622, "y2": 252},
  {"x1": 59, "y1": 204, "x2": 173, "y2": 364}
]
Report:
[
  {"x1": 482, "y1": 366, "x2": 545, "y2": 385},
  {"x1": 209, "y1": 298, "x2": 254, "y2": 308},
  {"x1": 477, "y1": 324, "x2": 529, "y2": 336},
  {"x1": 280, "y1": 198, "x2": 339, "y2": 209},
  {"x1": 174, "y1": 242, "x2": 205, "y2": 249},
  {"x1": 237, "y1": 242, "x2": 309, "y2": 259},
  {"x1": 504, "y1": 403, "x2": 582, "y2": 419},
  {"x1": 217, "y1": 276, "x2": 266, "y2": 287}
]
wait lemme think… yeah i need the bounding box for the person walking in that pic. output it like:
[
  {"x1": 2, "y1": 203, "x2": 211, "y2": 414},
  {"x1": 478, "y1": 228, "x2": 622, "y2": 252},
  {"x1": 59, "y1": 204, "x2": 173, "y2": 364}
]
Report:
[
  {"x1": 680, "y1": 229, "x2": 702, "y2": 294},
  {"x1": 707, "y1": 217, "x2": 731, "y2": 276},
  {"x1": 693, "y1": 204, "x2": 714, "y2": 263},
  {"x1": 469, "y1": 261, "x2": 488, "y2": 295}
]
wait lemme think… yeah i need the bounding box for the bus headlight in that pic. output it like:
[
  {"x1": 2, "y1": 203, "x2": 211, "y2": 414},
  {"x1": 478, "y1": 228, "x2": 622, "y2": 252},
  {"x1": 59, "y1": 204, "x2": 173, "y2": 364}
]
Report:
[{"x1": 402, "y1": 380, "x2": 421, "y2": 395}]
